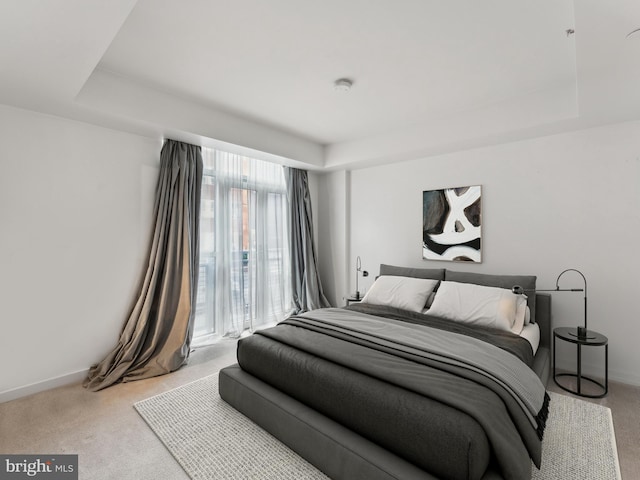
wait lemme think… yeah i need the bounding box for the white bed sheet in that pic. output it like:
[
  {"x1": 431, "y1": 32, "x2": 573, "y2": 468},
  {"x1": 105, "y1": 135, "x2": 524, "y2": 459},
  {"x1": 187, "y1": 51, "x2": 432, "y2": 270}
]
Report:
[
  {"x1": 519, "y1": 322, "x2": 540, "y2": 355},
  {"x1": 422, "y1": 306, "x2": 541, "y2": 355}
]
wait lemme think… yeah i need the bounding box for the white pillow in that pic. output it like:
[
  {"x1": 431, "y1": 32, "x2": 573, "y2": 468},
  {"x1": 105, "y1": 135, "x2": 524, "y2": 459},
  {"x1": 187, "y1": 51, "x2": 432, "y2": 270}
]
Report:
[
  {"x1": 361, "y1": 276, "x2": 440, "y2": 313},
  {"x1": 428, "y1": 281, "x2": 521, "y2": 332},
  {"x1": 512, "y1": 294, "x2": 527, "y2": 335}
]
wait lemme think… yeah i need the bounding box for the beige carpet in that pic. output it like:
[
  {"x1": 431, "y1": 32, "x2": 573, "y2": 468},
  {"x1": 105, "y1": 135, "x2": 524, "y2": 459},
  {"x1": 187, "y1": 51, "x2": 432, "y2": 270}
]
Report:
[{"x1": 135, "y1": 373, "x2": 621, "y2": 480}]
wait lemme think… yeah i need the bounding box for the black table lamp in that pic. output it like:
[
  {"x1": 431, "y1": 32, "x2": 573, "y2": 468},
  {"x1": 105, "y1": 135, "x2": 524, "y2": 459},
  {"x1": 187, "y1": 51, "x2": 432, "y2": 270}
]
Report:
[
  {"x1": 354, "y1": 256, "x2": 369, "y2": 300},
  {"x1": 512, "y1": 268, "x2": 589, "y2": 339}
]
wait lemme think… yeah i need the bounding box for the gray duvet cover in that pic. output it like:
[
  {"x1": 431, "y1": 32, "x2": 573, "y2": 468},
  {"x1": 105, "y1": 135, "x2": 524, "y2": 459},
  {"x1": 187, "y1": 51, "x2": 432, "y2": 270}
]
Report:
[{"x1": 236, "y1": 305, "x2": 549, "y2": 480}]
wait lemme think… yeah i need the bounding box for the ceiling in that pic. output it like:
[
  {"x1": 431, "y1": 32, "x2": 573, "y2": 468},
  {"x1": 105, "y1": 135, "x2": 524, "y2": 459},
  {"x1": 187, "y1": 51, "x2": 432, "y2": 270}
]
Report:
[{"x1": 2, "y1": 0, "x2": 640, "y2": 169}]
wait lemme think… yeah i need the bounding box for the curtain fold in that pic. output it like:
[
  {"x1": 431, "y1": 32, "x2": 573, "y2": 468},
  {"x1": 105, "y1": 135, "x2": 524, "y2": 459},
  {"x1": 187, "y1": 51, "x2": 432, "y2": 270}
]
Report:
[
  {"x1": 84, "y1": 139, "x2": 202, "y2": 391},
  {"x1": 285, "y1": 167, "x2": 330, "y2": 313}
]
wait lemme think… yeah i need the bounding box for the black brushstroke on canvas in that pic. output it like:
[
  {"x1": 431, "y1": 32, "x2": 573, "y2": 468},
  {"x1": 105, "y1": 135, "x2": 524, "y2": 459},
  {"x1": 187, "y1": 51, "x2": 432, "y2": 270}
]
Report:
[
  {"x1": 464, "y1": 197, "x2": 481, "y2": 227},
  {"x1": 422, "y1": 190, "x2": 448, "y2": 234},
  {"x1": 423, "y1": 235, "x2": 481, "y2": 256}
]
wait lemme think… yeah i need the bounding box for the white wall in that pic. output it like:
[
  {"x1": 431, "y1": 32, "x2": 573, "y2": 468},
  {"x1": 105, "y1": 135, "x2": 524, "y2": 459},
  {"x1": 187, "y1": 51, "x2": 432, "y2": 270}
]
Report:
[
  {"x1": 2, "y1": 102, "x2": 638, "y2": 398},
  {"x1": 320, "y1": 120, "x2": 640, "y2": 386},
  {"x1": 0, "y1": 105, "x2": 160, "y2": 399},
  {"x1": 316, "y1": 170, "x2": 350, "y2": 307}
]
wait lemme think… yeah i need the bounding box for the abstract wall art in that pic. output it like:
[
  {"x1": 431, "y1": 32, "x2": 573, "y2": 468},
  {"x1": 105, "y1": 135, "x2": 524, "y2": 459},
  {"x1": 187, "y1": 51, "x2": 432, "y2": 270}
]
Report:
[{"x1": 423, "y1": 185, "x2": 482, "y2": 262}]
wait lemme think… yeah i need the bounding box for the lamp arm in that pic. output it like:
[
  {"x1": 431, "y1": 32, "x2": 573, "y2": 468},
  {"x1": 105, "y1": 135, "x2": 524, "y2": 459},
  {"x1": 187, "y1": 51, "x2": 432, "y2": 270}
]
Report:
[
  {"x1": 511, "y1": 286, "x2": 585, "y2": 293},
  {"x1": 555, "y1": 268, "x2": 588, "y2": 331},
  {"x1": 555, "y1": 269, "x2": 587, "y2": 292},
  {"x1": 355, "y1": 256, "x2": 362, "y2": 299},
  {"x1": 512, "y1": 269, "x2": 588, "y2": 336},
  {"x1": 353, "y1": 256, "x2": 369, "y2": 300}
]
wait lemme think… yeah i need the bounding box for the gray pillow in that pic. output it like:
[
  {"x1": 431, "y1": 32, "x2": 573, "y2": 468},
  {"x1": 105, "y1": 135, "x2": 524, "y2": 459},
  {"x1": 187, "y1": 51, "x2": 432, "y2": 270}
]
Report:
[
  {"x1": 444, "y1": 270, "x2": 538, "y2": 323},
  {"x1": 379, "y1": 264, "x2": 445, "y2": 281}
]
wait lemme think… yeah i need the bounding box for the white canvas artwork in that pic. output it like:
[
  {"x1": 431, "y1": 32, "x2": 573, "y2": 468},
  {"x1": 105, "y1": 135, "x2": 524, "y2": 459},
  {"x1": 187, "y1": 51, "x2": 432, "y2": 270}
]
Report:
[{"x1": 422, "y1": 185, "x2": 482, "y2": 262}]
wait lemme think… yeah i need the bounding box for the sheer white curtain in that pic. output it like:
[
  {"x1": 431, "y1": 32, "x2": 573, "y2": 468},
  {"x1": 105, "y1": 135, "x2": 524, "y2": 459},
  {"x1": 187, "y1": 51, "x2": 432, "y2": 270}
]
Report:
[{"x1": 195, "y1": 148, "x2": 291, "y2": 342}]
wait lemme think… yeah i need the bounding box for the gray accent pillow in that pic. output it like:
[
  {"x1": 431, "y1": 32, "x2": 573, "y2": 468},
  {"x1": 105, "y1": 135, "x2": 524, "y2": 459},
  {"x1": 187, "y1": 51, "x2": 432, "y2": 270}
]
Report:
[
  {"x1": 379, "y1": 264, "x2": 446, "y2": 281},
  {"x1": 444, "y1": 270, "x2": 538, "y2": 323}
]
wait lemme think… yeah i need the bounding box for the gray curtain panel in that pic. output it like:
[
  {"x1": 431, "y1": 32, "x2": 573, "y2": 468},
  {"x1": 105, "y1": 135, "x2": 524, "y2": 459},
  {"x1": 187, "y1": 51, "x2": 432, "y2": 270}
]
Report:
[
  {"x1": 285, "y1": 167, "x2": 330, "y2": 313},
  {"x1": 84, "y1": 140, "x2": 202, "y2": 391}
]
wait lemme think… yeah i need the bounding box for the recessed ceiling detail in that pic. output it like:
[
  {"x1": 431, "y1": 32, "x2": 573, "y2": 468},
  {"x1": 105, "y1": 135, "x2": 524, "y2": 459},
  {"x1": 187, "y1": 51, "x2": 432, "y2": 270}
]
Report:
[
  {"x1": 95, "y1": 0, "x2": 579, "y2": 145},
  {"x1": 3, "y1": 0, "x2": 640, "y2": 169}
]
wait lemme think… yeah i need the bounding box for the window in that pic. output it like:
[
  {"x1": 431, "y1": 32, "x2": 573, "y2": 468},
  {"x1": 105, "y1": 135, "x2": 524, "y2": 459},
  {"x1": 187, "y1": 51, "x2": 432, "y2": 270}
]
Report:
[{"x1": 194, "y1": 149, "x2": 291, "y2": 342}]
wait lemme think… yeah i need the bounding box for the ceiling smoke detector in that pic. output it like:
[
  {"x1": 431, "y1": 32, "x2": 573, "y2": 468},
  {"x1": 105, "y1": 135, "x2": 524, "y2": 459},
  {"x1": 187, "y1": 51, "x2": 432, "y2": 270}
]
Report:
[{"x1": 334, "y1": 78, "x2": 353, "y2": 92}]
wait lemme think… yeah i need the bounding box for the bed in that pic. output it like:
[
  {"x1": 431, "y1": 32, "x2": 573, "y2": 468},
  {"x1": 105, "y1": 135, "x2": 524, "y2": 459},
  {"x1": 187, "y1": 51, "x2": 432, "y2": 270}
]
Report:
[{"x1": 219, "y1": 266, "x2": 552, "y2": 480}]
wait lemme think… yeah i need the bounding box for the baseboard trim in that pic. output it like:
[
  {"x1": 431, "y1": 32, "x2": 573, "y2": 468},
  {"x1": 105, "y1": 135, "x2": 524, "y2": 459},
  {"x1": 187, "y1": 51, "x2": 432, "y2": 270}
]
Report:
[
  {"x1": 555, "y1": 358, "x2": 640, "y2": 387},
  {"x1": 0, "y1": 369, "x2": 89, "y2": 404},
  {"x1": 608, "y1": 368, "x2": 640, "y2": 387}
]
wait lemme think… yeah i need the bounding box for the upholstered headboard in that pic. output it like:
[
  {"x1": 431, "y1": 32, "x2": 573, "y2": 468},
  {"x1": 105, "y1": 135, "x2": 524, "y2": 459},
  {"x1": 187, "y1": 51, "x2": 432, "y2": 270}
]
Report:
[
  {"x1": 378, "y1": 264, "x2": 551, "y2": 350},
  {"x1": 379, "y1": 264, "x2": 445, "y2": 281}
]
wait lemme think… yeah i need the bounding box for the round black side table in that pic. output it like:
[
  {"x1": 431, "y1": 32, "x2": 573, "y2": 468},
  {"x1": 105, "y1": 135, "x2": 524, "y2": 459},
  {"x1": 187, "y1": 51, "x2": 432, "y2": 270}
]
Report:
[{"x1": 553, "y1": 326, "x2": 608, "y2": 398}]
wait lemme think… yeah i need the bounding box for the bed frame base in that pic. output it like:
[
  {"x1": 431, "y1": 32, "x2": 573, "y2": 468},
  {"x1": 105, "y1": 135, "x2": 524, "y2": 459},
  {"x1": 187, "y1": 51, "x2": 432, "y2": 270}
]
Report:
[
  {"x1": 219, "y1": 364, "x2": 503, "y2": 480},
  {"x1": 218, "y1": 294, "x2": 551, "y2": 480}
]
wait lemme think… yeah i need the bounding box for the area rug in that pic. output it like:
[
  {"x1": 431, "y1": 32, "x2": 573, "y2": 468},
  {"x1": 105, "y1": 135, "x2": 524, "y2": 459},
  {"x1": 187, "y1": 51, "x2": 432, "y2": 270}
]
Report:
[{"x1": 135, "y1": 373, "x2": 621, "y2": 480}]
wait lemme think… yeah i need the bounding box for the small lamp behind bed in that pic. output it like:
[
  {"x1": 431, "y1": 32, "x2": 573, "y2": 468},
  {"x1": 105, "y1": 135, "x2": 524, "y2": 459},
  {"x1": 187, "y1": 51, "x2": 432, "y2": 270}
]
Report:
[
  {"x1": 512, "y1": 268, "x2": 589, "y2": 339},
  {"x1": 354, "y1": 256, "x2": 369, "y2": 300}
]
